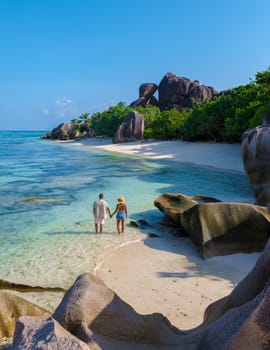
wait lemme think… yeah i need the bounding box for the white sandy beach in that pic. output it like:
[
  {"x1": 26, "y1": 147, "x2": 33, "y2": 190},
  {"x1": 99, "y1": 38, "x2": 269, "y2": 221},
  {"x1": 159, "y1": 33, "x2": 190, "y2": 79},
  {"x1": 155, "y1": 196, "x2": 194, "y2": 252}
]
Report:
[
  {"x1": 76, "y1": 138, "x2": 259, "y2": 330},
  {"x1": 79, "y1": 137, "x2": 245, "y2": 172}
]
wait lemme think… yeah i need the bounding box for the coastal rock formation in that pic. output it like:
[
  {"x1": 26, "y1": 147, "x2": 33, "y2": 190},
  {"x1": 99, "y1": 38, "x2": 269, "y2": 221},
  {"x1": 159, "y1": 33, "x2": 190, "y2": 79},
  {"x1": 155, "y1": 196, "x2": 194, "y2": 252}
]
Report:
[
  {"x1": 14, "y1": 273, "x2": 195, "y2": 349},
  {"x1": 41, "y1": 122, "x2": 80, "y2": 140},
  {"x1": 186, "y1": 233, "x2": 270, "y2": 326},
  {"x1": 12, "y1": 241, "x2": 270, "y2": 349},
  {"x1": 154, "y1": 192, "x2": 220, "y2": 226},
  {"x1": 241, "y1": 122, "x2": 270, "y2": 206},
  {"x1": 130, "y1": 73, "x2": 218, "y2": 111},
  {"x1": 130, "y1": 83, "x2": 159, "y2": 107},
  {"x1": 200, "y1": 289, "x2": 270, "y2": 349},
  {"x1": 0, "y1": 291, "x2": 50, "y2": 338},
  {"x1": 158, "y1": 73, "x2": 217, "y2": 111},
  {"x1": 13, "y1": 316, "x2": 90, "y2": 350},
  {"x1": 52, "y1": 273, "x2": 183, "y2": 345},
  {"x1": 42, "y1": 72, "x2": 218, "y2": 141},
  {"x1": 113, "y1": 110, "x2": 144, "y2": 143},
  {"x1": 154, "y1": 193, "x2": 270, "y2": 258},
  {"x1": 0, "y1": 278, "x2": 63, "y2": 340},
  {"x1": 139, "y1": 83, "x2": 158, "y2": 99},
  {"x1": 198, "y1": 237, "x2": 270, "y2": 349},
  {"x1": 0, "y1": 278, "x2": 65, "y2": 293}
]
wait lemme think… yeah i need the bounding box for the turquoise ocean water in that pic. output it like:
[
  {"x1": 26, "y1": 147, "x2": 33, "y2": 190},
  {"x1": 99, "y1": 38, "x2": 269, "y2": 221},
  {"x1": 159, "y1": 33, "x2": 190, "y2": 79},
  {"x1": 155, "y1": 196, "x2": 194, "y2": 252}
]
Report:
[{"x1": 0, "y1": 130, "x2": 254, "y2": 307}]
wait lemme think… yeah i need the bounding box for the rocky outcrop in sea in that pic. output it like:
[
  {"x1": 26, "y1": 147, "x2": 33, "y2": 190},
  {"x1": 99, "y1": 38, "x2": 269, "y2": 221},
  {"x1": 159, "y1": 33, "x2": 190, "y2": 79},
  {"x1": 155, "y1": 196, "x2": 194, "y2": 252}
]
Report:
[
  {"x1": 154, "y1": 192, "x2": 270, "y2": 258},
  {"x1": 41, "y1": 122, "x2": 81, "y2": 140}
]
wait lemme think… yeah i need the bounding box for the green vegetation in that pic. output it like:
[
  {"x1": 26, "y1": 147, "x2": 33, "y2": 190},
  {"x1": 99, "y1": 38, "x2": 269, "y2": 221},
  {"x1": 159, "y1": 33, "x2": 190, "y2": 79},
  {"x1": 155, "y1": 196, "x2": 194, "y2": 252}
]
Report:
[
  {"x1": 69, "y1": 68, "x2": 270, "y2": 143},
  {"x1": 181, "y1": 69, "x2": 270, "y2": 142},
  {"x1": 141, "y1": 107, "x2": 186, "y2": 140},
  {"x1": 70, "y1": 112, "x2": 92, "y2": 137},
  {"x1": 249, "y1": 104, "x2": 270, "y2": 127},
  {"x1": 91, "y1": 102, "x2": 131, "y2": 136}
]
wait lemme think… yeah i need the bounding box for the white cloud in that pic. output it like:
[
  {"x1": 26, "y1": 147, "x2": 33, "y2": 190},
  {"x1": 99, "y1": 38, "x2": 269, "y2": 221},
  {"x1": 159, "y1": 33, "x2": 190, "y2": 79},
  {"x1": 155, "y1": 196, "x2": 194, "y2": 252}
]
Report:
[
  {"x1": 42, "y1": 108, "x2": 49, "y2": 115},
  {"x1": 55, "y1": 97, "x2": 72, "y2": 106},
  {"x1": 42, "y1": 97, "x2": 78, "y2": 122}
]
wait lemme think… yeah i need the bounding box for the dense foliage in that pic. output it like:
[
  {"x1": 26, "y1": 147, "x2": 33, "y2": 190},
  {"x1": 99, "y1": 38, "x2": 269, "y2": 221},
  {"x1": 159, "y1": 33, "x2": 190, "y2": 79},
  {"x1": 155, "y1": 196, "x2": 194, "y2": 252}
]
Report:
[
  {"x1": 131, "y1": 105, "x2": 185, "y2": 139},
  {"x1": 70, "y1": 68, "x2": 270, "y2": 143},
  {"x1": 91, "y1": 102, "x2": 131, "y2": 136},
  {"x1": 181, "y1": 69, "x2": 270, "y2": 142}
]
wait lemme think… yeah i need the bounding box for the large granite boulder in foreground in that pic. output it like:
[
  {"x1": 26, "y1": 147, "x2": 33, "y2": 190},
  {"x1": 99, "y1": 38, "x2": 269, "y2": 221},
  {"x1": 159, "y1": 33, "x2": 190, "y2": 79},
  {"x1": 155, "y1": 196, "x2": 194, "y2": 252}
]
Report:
[
  {"x1": 199, "y1": 237, "x2": 270, "y2": 349},
  {"x1": 13, "y1": 316, "x2": 90, "y2": 350},
  {"x1": 154, "y1": 193, "x2": 270, "y2": 258},
  {"x1": 0, "y1": 291, "x2": 50, "y2": 338},
  {"x1": 199, "y1": 284, "x2": 270, "y2": 349},
  {"x1": 241, "y1": 122, "x2": 270, "y2": 206},
  {"x1": 154, "y1": 192, "x2": 220, "y2": 226},
  {"x1": 204, "y1": 235, "x2": 270, "y2": 324},
  {"x1": 14, "y1": 273, "x2": 200, "y2": 349},
  {"x1": 52, "y1": 273, "x2": 183, "y2": 346},
  {"x1": 113, "y1": 110, "x2": 144, "y2": 143}
]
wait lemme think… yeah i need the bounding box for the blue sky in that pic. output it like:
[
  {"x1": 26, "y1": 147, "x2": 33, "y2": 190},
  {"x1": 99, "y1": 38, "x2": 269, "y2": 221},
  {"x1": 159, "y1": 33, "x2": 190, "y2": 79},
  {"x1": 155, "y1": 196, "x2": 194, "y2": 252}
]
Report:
[{"x1": 0, "y1": 0, "x2": 269, "y2": 131}]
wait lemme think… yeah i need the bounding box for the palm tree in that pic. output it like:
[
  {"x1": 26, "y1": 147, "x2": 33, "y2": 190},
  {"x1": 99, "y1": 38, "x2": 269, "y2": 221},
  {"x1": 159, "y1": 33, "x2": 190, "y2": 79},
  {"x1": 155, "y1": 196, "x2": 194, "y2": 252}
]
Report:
[
  {"x1": 79, "y1": 113, "x2": 91, "y2": 122},
  {"x1": 71, "y1": 118, "x2": 81, "y2": 125},
  {"x1": 79, "y1": 113, "x2": 92, "y2": 132}
]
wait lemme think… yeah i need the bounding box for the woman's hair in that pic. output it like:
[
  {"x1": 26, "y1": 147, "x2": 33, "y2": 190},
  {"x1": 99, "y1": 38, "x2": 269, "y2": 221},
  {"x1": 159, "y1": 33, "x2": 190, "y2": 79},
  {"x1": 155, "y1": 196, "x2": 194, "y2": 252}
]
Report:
[{"x1": 117, "y1": 196, "x2": 125, "y2": 203}]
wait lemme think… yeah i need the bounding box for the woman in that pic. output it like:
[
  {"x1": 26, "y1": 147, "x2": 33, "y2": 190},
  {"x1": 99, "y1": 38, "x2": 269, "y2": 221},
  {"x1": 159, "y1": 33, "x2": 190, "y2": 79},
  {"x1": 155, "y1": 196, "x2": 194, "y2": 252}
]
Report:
[{"x1": 111, "y1": 196, "x2": 128, "y2": 235}]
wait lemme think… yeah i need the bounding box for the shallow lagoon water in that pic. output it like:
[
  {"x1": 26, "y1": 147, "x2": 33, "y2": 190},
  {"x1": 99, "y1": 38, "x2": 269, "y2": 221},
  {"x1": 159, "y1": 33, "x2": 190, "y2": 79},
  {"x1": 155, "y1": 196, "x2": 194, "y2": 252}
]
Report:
[{"x1": 0, "y1": 131, "x2": 254, "y2": 295}]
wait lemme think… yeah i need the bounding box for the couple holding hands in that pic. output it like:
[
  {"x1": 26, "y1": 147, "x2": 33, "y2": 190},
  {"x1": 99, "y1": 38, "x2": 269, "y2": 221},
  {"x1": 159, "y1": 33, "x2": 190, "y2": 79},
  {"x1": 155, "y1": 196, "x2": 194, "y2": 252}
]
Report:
[{"x1": 93, "y1": 193, "x2": 128, "y2": 235}]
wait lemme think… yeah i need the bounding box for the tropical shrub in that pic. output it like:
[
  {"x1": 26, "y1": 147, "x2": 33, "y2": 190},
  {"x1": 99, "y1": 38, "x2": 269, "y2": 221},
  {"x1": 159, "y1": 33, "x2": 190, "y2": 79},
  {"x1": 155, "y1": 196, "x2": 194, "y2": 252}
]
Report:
[
  {"x1": 249, "y1": 103, "x2": 270, "y2": 128},
  {"x1": 152, "y1": 108, "x2": 186, "y2": 139},
  {"x1": 91, "y1": 102, "x2": 131, "y2": 136}
]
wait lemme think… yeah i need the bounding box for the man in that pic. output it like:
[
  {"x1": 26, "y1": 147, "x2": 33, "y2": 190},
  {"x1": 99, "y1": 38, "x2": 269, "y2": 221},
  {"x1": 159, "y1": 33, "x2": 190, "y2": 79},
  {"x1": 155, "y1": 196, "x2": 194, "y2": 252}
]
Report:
[{"x1": 92, "y1": 193, "x2": 111, "y2": 233}]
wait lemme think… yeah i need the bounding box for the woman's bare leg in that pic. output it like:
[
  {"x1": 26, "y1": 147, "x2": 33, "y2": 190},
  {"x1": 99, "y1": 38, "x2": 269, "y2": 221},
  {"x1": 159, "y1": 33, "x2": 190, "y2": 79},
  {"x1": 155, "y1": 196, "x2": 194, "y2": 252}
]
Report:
[
  {"x1": 121, "y1": 220, "x2": 125, "y2": 233},
  {"x1": 116, "y1": 220, "x2": 121, "y2": 234}
]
